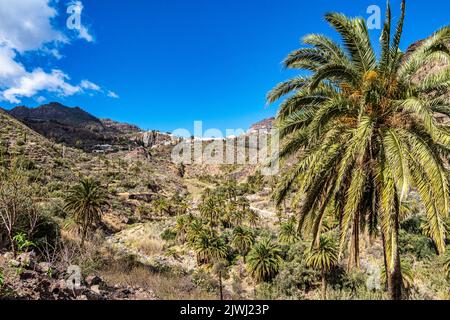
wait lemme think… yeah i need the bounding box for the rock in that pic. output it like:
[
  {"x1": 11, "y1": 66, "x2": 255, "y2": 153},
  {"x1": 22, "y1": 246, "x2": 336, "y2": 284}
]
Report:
[
  {"x1": 85, "y1": 275, "x2": 103, "y2": 286},
  {"x1": 3, "y1": 252, "x2": 14, "y2": 260},
  {"x1": 90, "y1": 285, "x2": 101, "y2": 295},
  {"x1": 17, "y1": 251, "x2": 36, "y2": 268},
  {"x1": 9, "y1": 259, "x2": 21, "y2": 267},
  {"x1": 19, "y1": 270, "x2": 36, "y2": 280},
  {"x1": 37, "y1": 262, "x2": 54, "y2": 274}
]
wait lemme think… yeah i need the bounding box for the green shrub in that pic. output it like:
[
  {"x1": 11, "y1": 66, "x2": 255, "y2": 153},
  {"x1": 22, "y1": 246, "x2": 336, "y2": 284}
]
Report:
[
  {"x1": 399, "y1": 230, "x2": 436, "y2": 259},
  {"x1": 191, "y1": 269, "x2": 218, "y2": 293},
  {"x1": 161, "y1": 228, "x2": 177, "y2": 241}
]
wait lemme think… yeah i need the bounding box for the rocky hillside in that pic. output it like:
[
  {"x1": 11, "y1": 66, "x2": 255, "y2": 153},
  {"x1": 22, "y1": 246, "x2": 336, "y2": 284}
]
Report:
[{"x1": 6, "y1": 103, "x2": 142, "y2": 152}]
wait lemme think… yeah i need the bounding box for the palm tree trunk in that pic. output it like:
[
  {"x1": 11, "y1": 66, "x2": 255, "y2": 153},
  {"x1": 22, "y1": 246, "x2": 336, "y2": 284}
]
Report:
[
  {"x1": 348, "y1": 213, "x2": 360, "y2": 270},
  {"x1": 321, "y1": 269, "x2": 327, "y2": 300},
  {"x1": 381, "y1": 231, "x2": 389, "y2": 291},
  {"x1": 388, "y1": 211, "x2": 403, "y2": 300}
]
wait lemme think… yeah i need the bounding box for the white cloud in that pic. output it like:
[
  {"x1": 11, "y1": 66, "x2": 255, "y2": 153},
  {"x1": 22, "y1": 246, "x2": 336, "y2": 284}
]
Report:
[
  {"x1": 107, "y1": 91, "x2": 119, "y2": 99},
  {"x1": 80, "y1": 80, "x2": 101, "y2": 91},
  {"x1": 0, "y1": 0, "x2": 116, "y2": 103},
  {"x1": 0, "y1": 0, "x2": 66, "y2": 53},
  {"x1": 3, "y1": 69, "x2": 81, "y2": 104},
  {"x1": 36, "y1": 96, "x2": 46, "y2": 104}
]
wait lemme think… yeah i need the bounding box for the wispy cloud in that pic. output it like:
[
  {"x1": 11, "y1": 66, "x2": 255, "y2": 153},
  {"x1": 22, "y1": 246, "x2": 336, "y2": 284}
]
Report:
[{"x1": 107, "y1": 91, "x2": 120, "y2": 99}]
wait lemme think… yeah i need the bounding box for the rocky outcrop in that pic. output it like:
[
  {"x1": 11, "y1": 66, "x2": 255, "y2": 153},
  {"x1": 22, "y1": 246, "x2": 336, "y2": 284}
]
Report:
[
  {"x1": 0, "y1": 251, "x2": 156, "y2": 300},
  {"x1": 100, "y1": 118, "x2": 141, "y2": 134}
]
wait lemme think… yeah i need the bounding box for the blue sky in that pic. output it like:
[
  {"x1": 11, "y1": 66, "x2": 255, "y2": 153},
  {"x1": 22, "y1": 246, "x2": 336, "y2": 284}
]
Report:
[{"x1": 0, "y1": 0, "x2": 449, "y2": 133}]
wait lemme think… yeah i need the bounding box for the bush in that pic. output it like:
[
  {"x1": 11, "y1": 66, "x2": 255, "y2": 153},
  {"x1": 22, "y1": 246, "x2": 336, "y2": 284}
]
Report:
[
  {"x1": 399, "y1": 230, "x2": 436, "y2": 259},
  {"x1": 191, "y1": 269, "x2": 218, "y2": 293},
  {"x1": 13, "y1": 157, "x2": 36, "y2": 170},
  {"x1": 161, "y1": 228, "x2": 177, "y2": 241},
  {"x1": 401, "y1": 216, "x2": 423, "y2": 234},
  {"x1": 29, "y1": 212, "x2": 61, "y2": 248}
]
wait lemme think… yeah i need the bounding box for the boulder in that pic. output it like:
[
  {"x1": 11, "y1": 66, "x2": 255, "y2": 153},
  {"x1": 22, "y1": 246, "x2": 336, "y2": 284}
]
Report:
[{"x1": 85, "y1": 275, "x2": 103, "y2": 286}]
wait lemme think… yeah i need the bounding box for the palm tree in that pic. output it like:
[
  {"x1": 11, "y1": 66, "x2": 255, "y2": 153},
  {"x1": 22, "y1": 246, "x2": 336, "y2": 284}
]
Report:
[
  {"x1": 305, "y1": 236, "x2": 338, "y2": 300},
  {"x1": 246, "y1": 209, "x2": 260, "y2": 228},
  {"x1": 187, "y1": 218, "x2": 206, "y2": 245},
  {"x1": 269, "y1": 0, "x2": 449, "y2": 299},
  {"x1": 231, "y1": 226, "x2": 255, "y2": 261},
  {"x1": 174, "y1": 215, "x2": 191, "y2": 243},
  {"x1": 193, "y1": 231, "x2": 228, "y2": 265},
  {"x1": 279, "y1": 217, "x2": 300, "y2": 244},
  {"x1": 246, "y1": 238, "x2": 283, "y2": 282},
  {"x1": 64, "y1": 178, "x2": 108, "y2": 248},
  {"x1": 199, "y1": 196, "x2": 222, "y2": 231},
  {"x1": 152, "y1": 197, "x2": 170, "y2": 217}
]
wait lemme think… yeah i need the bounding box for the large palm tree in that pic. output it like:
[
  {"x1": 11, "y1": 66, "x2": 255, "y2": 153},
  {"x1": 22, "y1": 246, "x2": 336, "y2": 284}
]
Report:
[
  {"x1": 305, "y1": 236, "x2": 338, "y2": 299},
  {"x1": 269, "y1": 0, "x2": 449, "y2": 300},
  {"x1": 246, "y1": 238, "x2": 283, "y2": 282},
  {"x1": 65, "y1": 178, "x2": 108, "y2": 248},
  {"x1": 231, "y1": 226, "x2": 255, "y2": 261}
]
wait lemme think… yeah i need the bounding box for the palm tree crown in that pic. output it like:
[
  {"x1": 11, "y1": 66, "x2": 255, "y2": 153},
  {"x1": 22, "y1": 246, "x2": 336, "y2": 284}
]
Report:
[
  {"x1": 65, "y1": 178, "x2": 108, "y2": 246},
  {"x1": 269, "y1": 0, "x2": 449, "y2": 299},
  {"x1": 247, "y1": 238, "x2": 283, "y2": 282}
]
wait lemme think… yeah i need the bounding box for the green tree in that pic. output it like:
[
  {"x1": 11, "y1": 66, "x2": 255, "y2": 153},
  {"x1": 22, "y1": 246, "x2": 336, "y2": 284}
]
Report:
[
  {"x1": 193, "y1": 231, "x2": 228, "y2": 265},
  {"x1": 246, "y1": 209, "x2": 260, "y2": 228},
  {"x1": 247, "y1": 238, "x2": 283, "y2": 282},
  {"x1": 199, "y1": 196, "x2": 221, "y2": 231},
  {"x1": 187, "y1": 218, "x2": 206, "y2": 245},
  {"x1": 269, "y1": 0, "x2": 449, "y2": 299},
  {"x1": 279, "y1": 217, "x2": 300, "y2": 244},
  {"x1": 231, "y1": 226, "x2": 255, "y2": 261},
  {"x1": 305, "y1": 236, "x2": 338, "y2": 300},
  {"x1": 64, "y1": 178, "x2": 108, "y2": 248}
]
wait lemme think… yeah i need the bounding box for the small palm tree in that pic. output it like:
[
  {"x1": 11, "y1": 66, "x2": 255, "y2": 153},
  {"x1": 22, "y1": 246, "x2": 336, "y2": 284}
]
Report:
[
  {"x1": 199, "y1": 196, "x2": 221, "y2": 231},
  {"x1": 174, "y1": 215, "x2": 191, "y2": 243},
  {"x1": 305, "y1": 236, "x2": 338, "y2": 300},
  {"x1": 187, "y1": 218, "x2": 206, "y2": 245},
  {"x1": 279, "y1": 217, "x2": 300, "y2": 244},
  {"x1": 231, "y1": 226, "x2": 255, "y2": 261},
  {"x1": 152, "y1": 197, "x2": 170, "y2": 216},
  {"x1": 65, "y1": 178, "x2": 108, "y2": 248},
  {"x1": 193, "y1": 231, "x2": 228, "y2": 265},
  {"x1": 246, "y1": 209, "x2": 260, "y2": 228},
  {"x1": 247, "y1": 238, "x2": 283, "y2": 282}
]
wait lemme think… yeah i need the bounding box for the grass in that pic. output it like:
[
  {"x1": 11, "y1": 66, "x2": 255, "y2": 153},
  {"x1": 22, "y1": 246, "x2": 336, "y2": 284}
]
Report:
[{"x1": 99, "y1": 260, "x2": 216, "y2": 300}]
